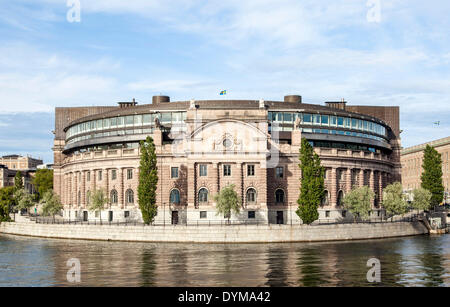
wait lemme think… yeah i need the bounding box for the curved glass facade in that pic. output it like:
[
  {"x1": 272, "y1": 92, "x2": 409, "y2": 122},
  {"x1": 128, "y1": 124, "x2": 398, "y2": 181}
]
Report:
[
  {"x1": 65, "y1": 112, "x2": 187, "y2": 145},
  {"x1": 268, "y1": 111, "x2": 387, "y2": 141}
]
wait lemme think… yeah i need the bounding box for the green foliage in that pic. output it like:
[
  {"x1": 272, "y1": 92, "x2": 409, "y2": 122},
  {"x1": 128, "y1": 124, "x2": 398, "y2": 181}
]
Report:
[
  {"x1": 343, "y1": 186, "x2": 375, "y2": 221},
  {"x1": 32, "y1": 169, "x2": 53, "y2": 200},
  {"x1": 138, "y1": 136, "x2": 158, "y2": 225},
  {"x1": 0, "y1": 187, "x2": 14, "y2": 222},
  {"x1": 40, "y1": 190, "x2": 63, "y2": 219},
  {"x1": 88, "y1": 188, "x2": 109, "y2": 222},
  {"x1": 214, "y1": 184, "x2": 241, "y2": 223},
  {"x1": 14, "y1": 171, "x2": 23, "y2": 192},
  {"x1": 411, "y1": 188, "x2": 432, "y2": 212},
  {"x1": 382, "y1": 182, "x2": 408, "y2": 217},
  {"x1": 296, "y1": 138, "x2": 325, "y2": 225},
  {"x1": 421, "y1": 145, "x2": 444, "y2": 207},
  {"x1": 14, "y1": 188, "x2": 35, "y2": 211}
]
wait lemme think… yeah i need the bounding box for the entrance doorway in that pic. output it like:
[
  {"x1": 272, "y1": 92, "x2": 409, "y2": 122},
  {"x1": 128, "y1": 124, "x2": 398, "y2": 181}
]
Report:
[
  {"x1": 108, "y1": 211, "x2": 113, "y2": 222},
  {"x1": 83, "y1": 211, "x2": 88, "y2": 222},
  {"x1": 172, "y1": 211, "x2": 179, "y2": 225},
  {"x1": 276, "y1": 211, "x2": 284, "y2": 224}
]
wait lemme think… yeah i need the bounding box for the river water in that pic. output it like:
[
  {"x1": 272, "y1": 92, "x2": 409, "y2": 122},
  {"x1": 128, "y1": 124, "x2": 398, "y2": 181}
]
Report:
[{"x1": 0, "y1": 234, "x2": 448, "y2": 287}]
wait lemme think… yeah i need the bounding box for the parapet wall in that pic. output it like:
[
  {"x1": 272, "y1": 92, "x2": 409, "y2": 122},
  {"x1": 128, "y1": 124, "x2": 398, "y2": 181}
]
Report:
[{"x1": 0, "y1": 221, "x2": 428, "y2": 243}]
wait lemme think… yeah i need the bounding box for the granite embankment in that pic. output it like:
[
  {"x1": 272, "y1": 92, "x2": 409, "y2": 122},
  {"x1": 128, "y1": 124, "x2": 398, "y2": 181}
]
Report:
[{"x1": 0, "y1": 220, "x2": 429, "y2": 243}]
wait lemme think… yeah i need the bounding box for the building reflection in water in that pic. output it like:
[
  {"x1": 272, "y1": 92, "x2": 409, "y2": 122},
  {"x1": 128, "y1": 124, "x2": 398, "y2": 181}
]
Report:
[{"x1": 3, "y1": 234, "x2": 447, "y2": 287}]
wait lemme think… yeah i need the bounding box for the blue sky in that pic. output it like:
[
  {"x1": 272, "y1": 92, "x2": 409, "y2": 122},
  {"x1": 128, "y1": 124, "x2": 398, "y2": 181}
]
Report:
[{"x1": 0, "y1": 0, "x2": 449, "y2": 163}]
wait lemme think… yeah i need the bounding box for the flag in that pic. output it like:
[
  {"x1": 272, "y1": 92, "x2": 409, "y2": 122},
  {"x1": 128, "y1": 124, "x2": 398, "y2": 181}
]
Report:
[{"x1": 220, "y1": 90, "x2": 227, "y2": 95}]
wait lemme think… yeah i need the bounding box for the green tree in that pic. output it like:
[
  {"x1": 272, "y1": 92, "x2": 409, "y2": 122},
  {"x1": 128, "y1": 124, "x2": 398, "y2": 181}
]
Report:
[
  {"x1": 0, "y1": 187, "x2": 14, "y2": 222},
  {"x1": 382, "y1": 182, "x2": 408, "y2": 219},
  {"x1": 138, "y1": 136, "x2": 158, "y2": 225},
  {"x1": 14, "y1": 171, "x2": 23, "y2": 192},
  {"x1": 14, "y1": 188, "x2": 35, "y2": 213},
  {"x1": 88, "y1": 188, "x2": 109, "y2": 223},
  {"x1": 343, "y1": 186, "x2": 375, "y2": 221},
  {"x1": 421, "y1": 145, "x2": 444, "y2": 208},
  {"x1": 214, "y1": 184, "x2": 241, "y2": 224},
  {"x1": 40, "y1": 190, "x2": 63, "y2": 221},
  {"x1": 411, "y1": 188, "x2": 432, "y2": 213},
  {"x1": 32, "y1": 169, "x2": 53, "y2": 200},
  {"x1": 296, "y1": 138, "x2": 325, "y2": 225}
]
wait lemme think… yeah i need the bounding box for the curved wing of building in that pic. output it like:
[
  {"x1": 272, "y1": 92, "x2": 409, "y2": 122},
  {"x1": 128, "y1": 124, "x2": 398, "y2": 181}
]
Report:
[{"x1": 53, "y1": 95, "x2": 401, "y2": 224}]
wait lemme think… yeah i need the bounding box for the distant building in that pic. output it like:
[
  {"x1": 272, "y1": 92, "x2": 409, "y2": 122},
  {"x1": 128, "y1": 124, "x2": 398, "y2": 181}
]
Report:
[
  {"x1": 0, "y1": 154, "x2": 42, "y2": 193},
  {"x1": 401, "y1": 136, "x2": 450, "y2": 203},
  {"x1": 0, "y1": 155, "x2": 43, "y2": 170},
  {"x1": 37, "y1": 164, "x2": 54, "y2": 170}
]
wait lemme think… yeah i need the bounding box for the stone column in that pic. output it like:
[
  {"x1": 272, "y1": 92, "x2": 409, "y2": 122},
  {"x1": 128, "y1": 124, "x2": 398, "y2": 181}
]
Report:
[
  {"x1": 369, "y1": 170, "x2": 375, "y2": 207},
  {"x1": 73, "y1": 172, "x2": 78, "y2": 208},
  {"x1": 81, "y1": 171, "x2": 86, "y2": 208},
  {"x1": 378, "y1": 172, "x2": 384, "y2": 205},
  {"x1": 331, "y1": 168, "x2": 337, "y2": 208},
  {"x1": 118, "y1": 168, "x2": 124, "y2": 209},
  {"x1": 345, "y1": 168, "x2": 352, "y2": 193},
  {"x1": 359, "y1": 169, "x2": 364, "y2": 187},
  {"x1": 187, "y1": 163, "x2": 196, "y2": 208}
]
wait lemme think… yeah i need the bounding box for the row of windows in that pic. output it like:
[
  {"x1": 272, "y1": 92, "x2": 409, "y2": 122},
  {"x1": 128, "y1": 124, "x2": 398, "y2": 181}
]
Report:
[
  {"x1": 80, "y1": 189, "x2": 135, "y2": 205},
  {"x1": 73, "y1": 169, "x2": 134, "y2": 182},
  {"x1": 300, "y1": 128, "x2": 387, "y2": 143},
  {"x1": 198, "y1": 211, "x2": 257, "y2": 219},
  {"x1": 197, "y1": 188, "x2": 285, "y2": 204},
  {"x1": 171, "y1": 165, "x2": 284, "y2": 178},
  {"x1": 66, "y1": 112, "x2": 187, "y2": 140},
  {"x1": 308, "y1": 140, "x2": 383, "y2": 153},
  {"x1": 268, "y1": 112, "x2": 387, "y2": 137},
  {"x1": 71, "y1": 142, "x2": 140, "y2": 155}
]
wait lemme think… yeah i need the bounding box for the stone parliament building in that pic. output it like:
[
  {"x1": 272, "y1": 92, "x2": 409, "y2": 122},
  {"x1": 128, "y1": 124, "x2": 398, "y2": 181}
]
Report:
[{"x1": 53, "y1": 95, "x2": 401, "y2": 224}]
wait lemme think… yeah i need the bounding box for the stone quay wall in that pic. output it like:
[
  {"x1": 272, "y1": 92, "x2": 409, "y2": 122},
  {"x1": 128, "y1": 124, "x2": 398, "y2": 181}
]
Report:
[{"x1": 0, "y1": 221, "x2": 428, "y2": 243}]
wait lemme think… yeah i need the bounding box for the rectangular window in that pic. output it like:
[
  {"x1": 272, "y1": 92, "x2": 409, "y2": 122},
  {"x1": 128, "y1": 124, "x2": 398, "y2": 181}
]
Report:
[
  {"x1": 337, "y1": 117, "x2": 344, "y2": 127},
  {"x1": 98, "y1": 170, "x2": 102, "y2": 181},
  {"x1": 111, "y1": 170, "x2": 117, "y2": 180},
  {"x1": 223, "y1": 165, "x2": 231, "y2": 176},
  {"x1": 321, "y1": 115, "x2": 329, "y2": 125},
  {"x1": 325, "y1": 211, "x2": 330, "y2": 218},
  {"x1": 283, "y1": 113, "x2": 292, "y2": 122},
  {"x1": 143, "y1": 114, "x2": 151, "y2": 124},
  {"x1": 95, "y1": 211, "x2": 99, "y2": 218},
  {"x1": 313, "y1": 114, "x2": 321, "y2": 125},
  {"x1": 303, "y1": 114, "x2": 312, "y2": 123},
  {"x1": 161, "y1": 113, "x2": 172, "y2": 123},
  {"x1": 200, "y1": 211, "x2": 207, "y2": 219},
  {"x1": 87, "y1": 171, "x2": 90, "y2": 182},
  {"x1": 248, "y1": 211, "x2": 256, "y2": 219},
  {"x1": 127, "y1": 169, "x2": 133, "y2": 180},
  {"x1": 134, "y1": 115, "x2": 142, "y2": 126},
  {"x1": 171, "y1": 167, "x2": 179, "y2": 178},
  {"x1": 276, "y1": 166, "x2": 284, "y2": 178},
  {"x1": 247, "y1": 165, "x2": 255, "y2": 176},
  {"x1": 351, "y1": 118, "x2": 358, "y2": 128},
  {"x1": 199, "y1": 164, "x2": 208, "y2": 177},
  {"x1": 331, "y1": 116, "x2": 337, "y2": 126},
  {"x1": 124, "y1": 211, "x2": 130, "y2": 218}
]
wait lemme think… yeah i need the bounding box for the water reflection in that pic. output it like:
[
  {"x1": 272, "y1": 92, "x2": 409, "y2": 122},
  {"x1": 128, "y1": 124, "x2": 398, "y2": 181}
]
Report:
[{"x1": 0, "y1": 234, "x2": 448, "y2": 287}]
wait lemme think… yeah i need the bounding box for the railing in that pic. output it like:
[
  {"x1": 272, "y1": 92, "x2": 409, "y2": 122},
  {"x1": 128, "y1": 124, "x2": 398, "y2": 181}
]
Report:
[{"x1": 31, "y1": 214, "x2": 422, "y2": 227}]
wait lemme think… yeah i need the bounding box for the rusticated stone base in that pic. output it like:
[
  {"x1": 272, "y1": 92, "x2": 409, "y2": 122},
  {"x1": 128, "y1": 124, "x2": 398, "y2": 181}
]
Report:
[{"x1": 0, "y1": 221, "x2": 428, "y2": 244}]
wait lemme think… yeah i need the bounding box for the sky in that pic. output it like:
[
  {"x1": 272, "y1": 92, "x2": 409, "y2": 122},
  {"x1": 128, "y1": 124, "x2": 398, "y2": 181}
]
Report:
[{"x1": 0, "y1": 0, "x2": 449, "y2": 163}]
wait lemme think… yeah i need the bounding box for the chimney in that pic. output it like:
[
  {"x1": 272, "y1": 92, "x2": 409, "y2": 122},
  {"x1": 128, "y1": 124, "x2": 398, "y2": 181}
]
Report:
[
  {"x1": 118, "y1": 99, "x2": 138, "y2": 108},
  {"x1": 325, "y1": 99, "x2": 347, "y2": 110},
  {"x1": 152, "y1": 95, "x2": 170, "y2": 104},
  {"x1": 284, "y1": 95, "x2": 302, "y2": 103}
]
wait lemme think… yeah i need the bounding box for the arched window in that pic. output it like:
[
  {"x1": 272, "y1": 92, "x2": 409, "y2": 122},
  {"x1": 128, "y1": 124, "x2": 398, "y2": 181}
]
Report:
[
  {"x1": 246, "y1": 188, "x2": 257, "y2": 203},
  {"x1": 125, "y1": 189, "x2": 134, "y2": 204},
  {"x1": 337, "y1": 190, "x2": 344, "y2": 207},
  {"x1": 198, "y1": 188, "x2": 208, "y2": 203},
  {"x1": 321, "y1": 190, "x2": 329, "y2": 207},
  {"x1": 170, "y1": 189, "x2": 180, "y2": 204},
  {"x1": 275, "y1": 189, "x2": 285, "y2": 204},
  {"x1": 86, "y1": 190, "x2": 91, "y2": 205},
  {"x1": 110, "y1": 189, "x2": 118, "y2": 204}
]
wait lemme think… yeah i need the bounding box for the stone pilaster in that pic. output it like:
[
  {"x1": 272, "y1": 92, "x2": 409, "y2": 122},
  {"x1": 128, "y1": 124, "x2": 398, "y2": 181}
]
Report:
[
  {"x1": 345, "y1": 168, "x2": 352, "y2": 193},
  {"x1": 331, "y1": 168, "x2": 337, "y2": 207}
]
